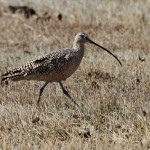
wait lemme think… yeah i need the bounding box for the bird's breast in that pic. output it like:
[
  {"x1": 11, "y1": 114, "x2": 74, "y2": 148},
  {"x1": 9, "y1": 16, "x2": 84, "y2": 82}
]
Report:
[{"x1": 58, "y1": 58, "x2": 81, "y2": 79}]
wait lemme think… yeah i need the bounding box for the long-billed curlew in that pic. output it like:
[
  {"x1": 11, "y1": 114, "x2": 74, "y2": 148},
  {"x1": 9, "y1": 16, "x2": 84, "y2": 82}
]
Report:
[{"x1": 1, "y1": 33, "x2": 122, "y2": 106}]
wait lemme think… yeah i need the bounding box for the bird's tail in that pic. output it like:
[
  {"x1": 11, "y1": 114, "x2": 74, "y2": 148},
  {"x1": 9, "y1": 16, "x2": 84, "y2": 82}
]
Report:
[{"x1": 1, "y1": 68, "x2": 25, "y2": 86}]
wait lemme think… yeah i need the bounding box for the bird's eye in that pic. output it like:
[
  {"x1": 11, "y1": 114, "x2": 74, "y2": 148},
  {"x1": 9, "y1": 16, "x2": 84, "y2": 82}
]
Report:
[{"x1": 82, "y1": 35, "x2": 86, "y2": 39}]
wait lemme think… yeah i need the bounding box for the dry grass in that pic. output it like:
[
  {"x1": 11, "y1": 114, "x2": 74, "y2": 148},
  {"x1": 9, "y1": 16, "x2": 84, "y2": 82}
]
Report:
[{"x1": 0, "y1": 0, "x2": 150, "y2": 149}]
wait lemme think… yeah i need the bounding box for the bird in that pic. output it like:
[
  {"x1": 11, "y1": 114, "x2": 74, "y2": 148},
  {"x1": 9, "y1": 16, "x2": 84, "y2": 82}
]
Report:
[{"x1": 1, "y1": 32, "x2": 122, "y2": 106}]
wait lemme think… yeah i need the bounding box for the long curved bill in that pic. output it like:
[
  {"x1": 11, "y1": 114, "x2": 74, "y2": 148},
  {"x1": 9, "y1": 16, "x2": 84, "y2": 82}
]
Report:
[{"x1": 86, "y1": 37, "x2": 122, "y2": 67}]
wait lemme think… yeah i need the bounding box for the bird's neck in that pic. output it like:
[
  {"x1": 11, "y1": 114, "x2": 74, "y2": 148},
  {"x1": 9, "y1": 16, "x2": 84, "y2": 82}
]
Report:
[
  {"x1": 73, "y1": 41, "x2": 84, "y2": 54},
  {"x1": 73, "y1": 41, "x2": 85, "y2": 63}
]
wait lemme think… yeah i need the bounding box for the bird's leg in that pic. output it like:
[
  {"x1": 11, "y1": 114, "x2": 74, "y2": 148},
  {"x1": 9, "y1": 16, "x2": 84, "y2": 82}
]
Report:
[
  {"x1": 59, "y1": 82, "x2": 79, "y2": 107},
  {"x1": 37, "y1": 81, "x2": 49, "y2": 104}
]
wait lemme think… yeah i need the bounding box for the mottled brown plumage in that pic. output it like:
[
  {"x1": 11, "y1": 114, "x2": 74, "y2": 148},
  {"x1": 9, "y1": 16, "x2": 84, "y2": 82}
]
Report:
[
  {"x1": 2, "y1": 48, "x2": 83, "y2": 83},
  {"x1": 1, "y1": 33, "x2": 122, "y2": 106}
]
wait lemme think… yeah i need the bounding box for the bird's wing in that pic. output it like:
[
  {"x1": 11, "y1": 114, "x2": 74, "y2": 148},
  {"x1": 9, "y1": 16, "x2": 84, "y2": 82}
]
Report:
[
  {"x1": 1, "y1": 48, "x2": 74, "y2": 82},
  {"x1": 23, "y1": 48, "x2": 74, "y2": 76}
]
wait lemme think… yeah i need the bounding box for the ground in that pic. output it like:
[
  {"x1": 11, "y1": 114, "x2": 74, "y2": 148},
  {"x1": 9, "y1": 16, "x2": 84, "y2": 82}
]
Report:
[{"x1": 0, "y1": 0, "x2": 150, "y2": 149}]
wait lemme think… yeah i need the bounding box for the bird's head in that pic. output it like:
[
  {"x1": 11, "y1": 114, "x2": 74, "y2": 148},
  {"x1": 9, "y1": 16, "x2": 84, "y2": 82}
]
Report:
[
  {"x1": 74, "y1": 32, "x2": 122, "y2": 66},
  {"x1": 74, "y1": 32, "x2": 90, "y2": 43}
]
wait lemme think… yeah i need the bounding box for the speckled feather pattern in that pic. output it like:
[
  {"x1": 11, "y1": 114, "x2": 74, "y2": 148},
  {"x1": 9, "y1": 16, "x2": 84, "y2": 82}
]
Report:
[{"x1": 1, "y1": 47, "x2": 84, "y2": 83}]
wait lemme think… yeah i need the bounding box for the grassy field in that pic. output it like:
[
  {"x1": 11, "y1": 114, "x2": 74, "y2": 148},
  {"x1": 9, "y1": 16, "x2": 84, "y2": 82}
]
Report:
[{"x1": 0, "y1": 0, "x2": 150, "y2": 149}]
